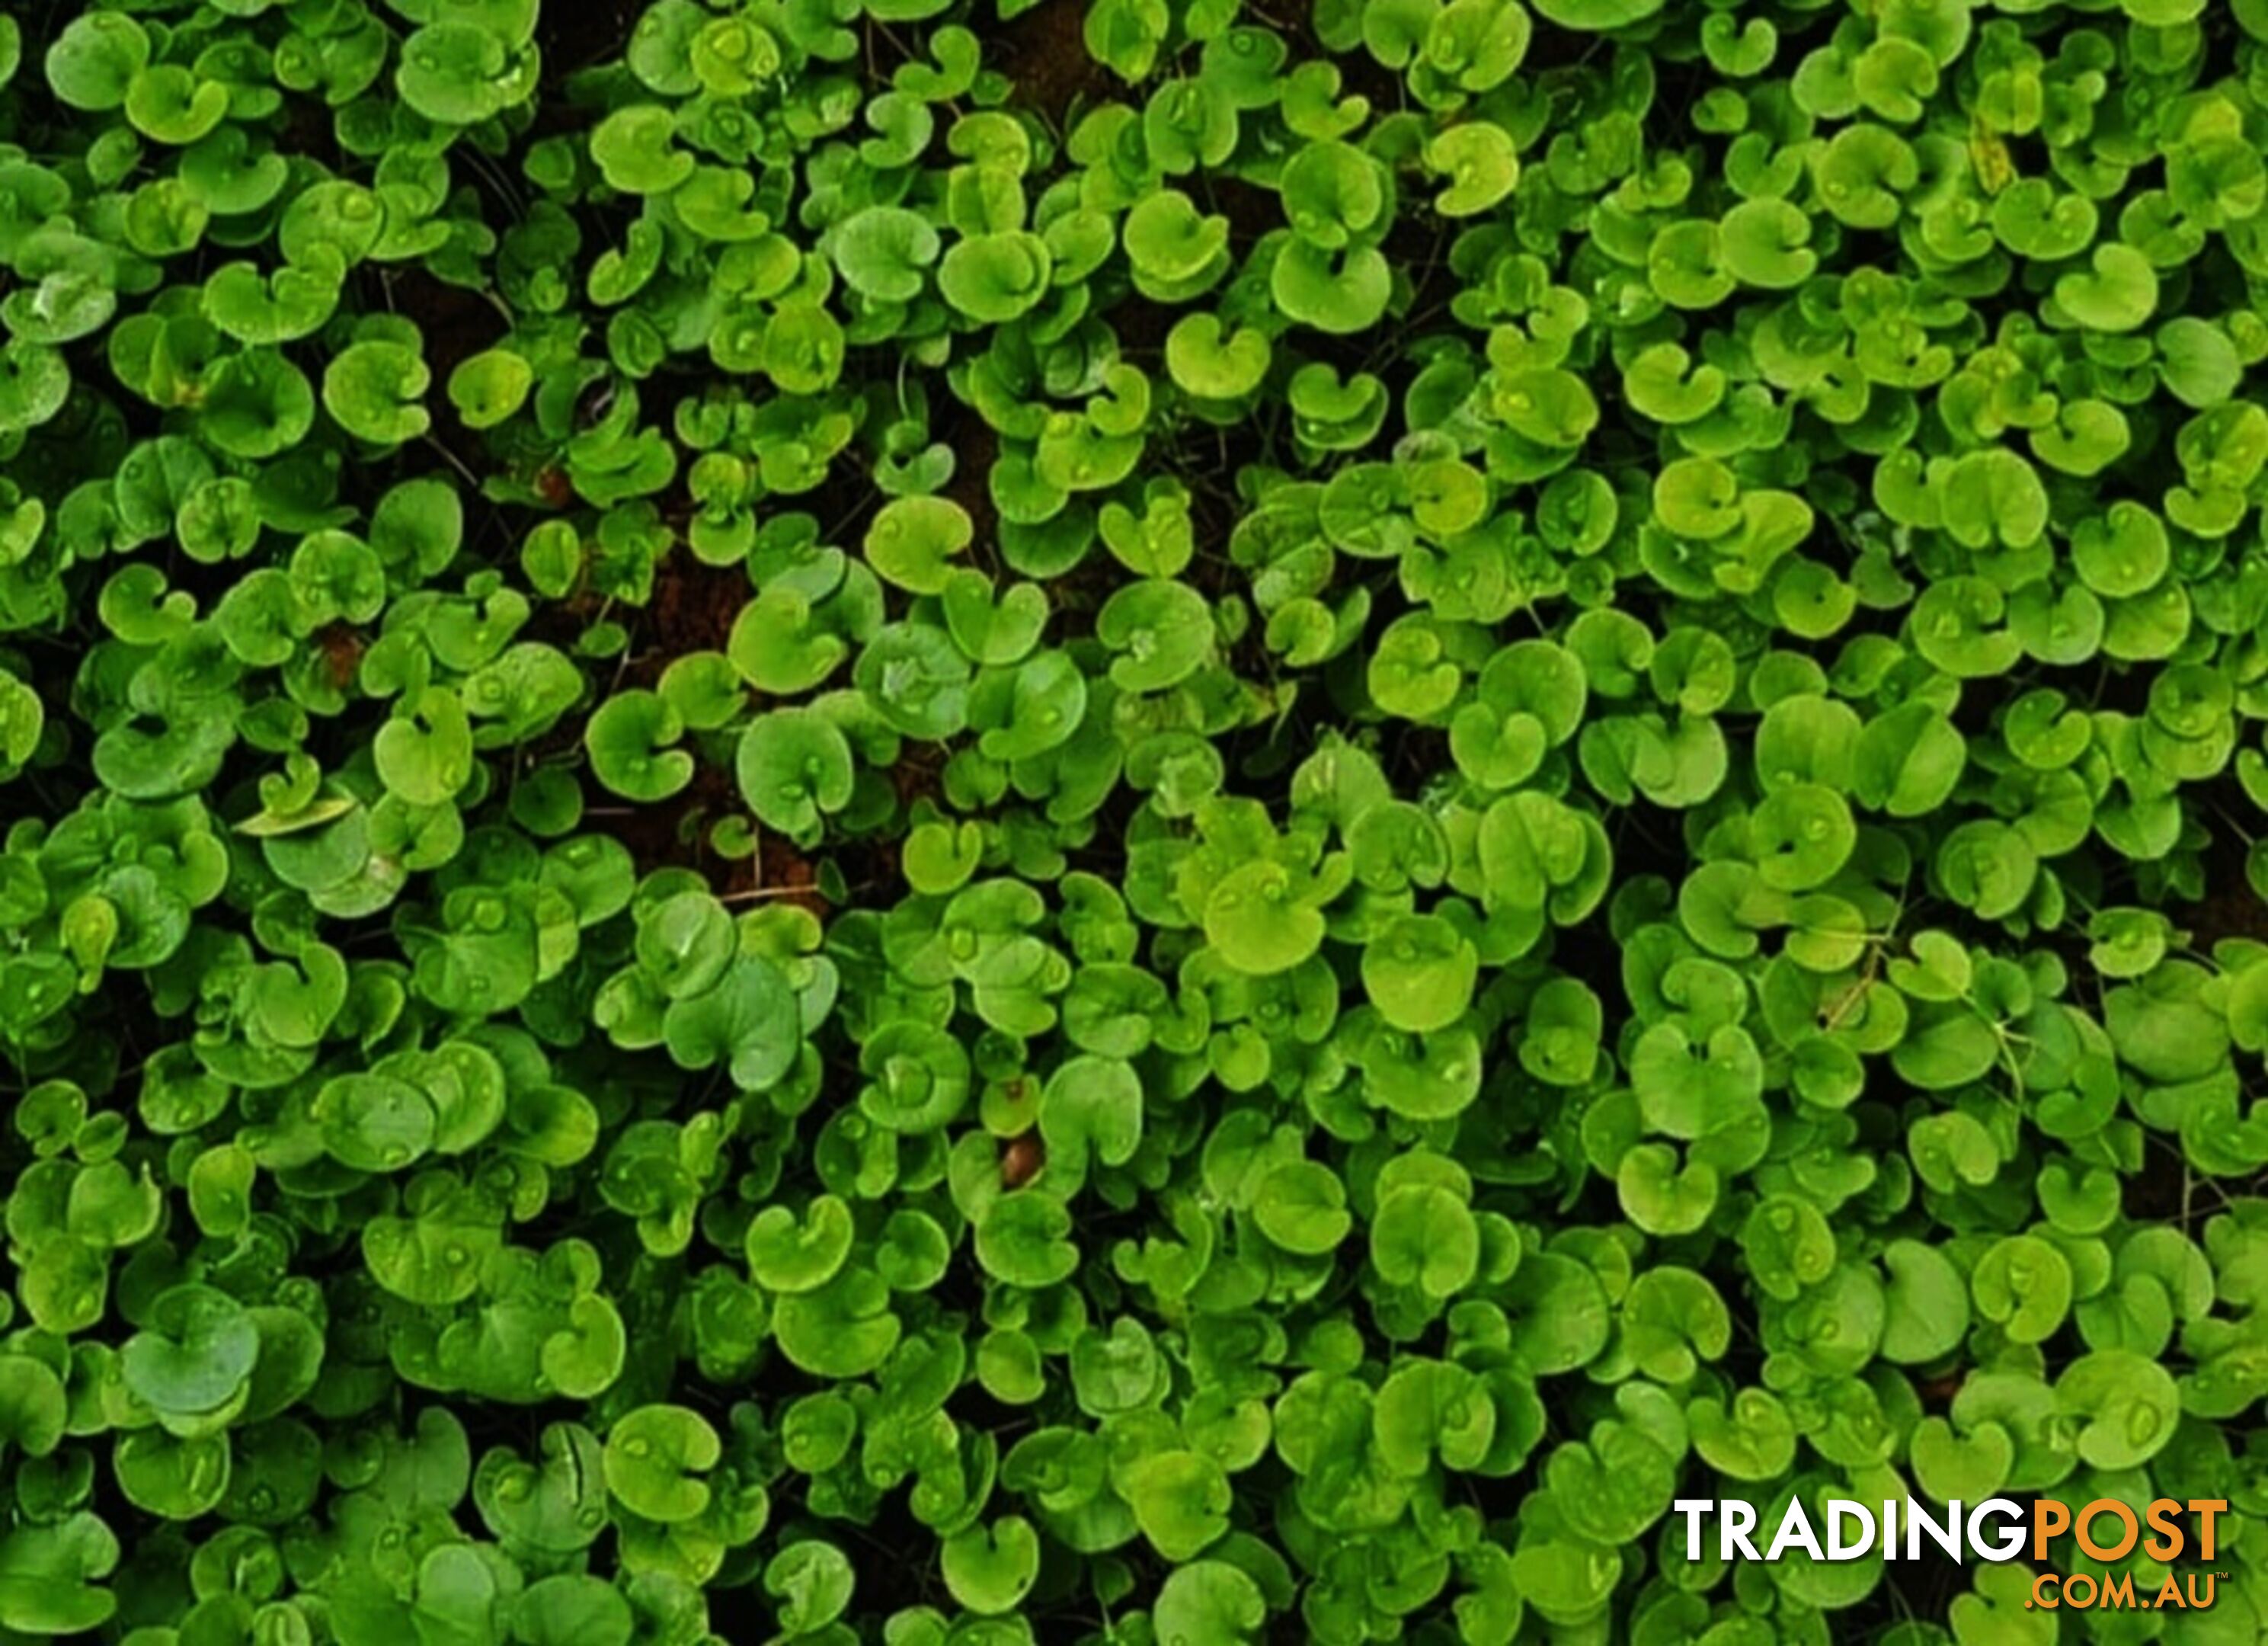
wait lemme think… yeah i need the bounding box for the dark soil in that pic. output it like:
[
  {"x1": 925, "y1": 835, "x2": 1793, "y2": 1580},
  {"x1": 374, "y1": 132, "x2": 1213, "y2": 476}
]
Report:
[
  {"x1": 383, "y1": 265, "x2": 504, "y2": 424},
  {"x1": 2183, "y1": 871, "x2": 2268, "y2": 953},
  {"x1": 1245, "y1": 0, "x2": 1405, "y2": 120},
  {"x1": 593, "y1": 548, "x2": 848, "y2": 913},
  {"x1": 595, "y1": 759, "x2": 745, "y2": 884},
  {"x1": 934, "y1": 411, "x2": 1001, "y2": 569},
  {"x1": 2178, "y1": 775, "x2": 2268, "y2": 953},
  {"x1": 635, "y1": 553, "x2": 749, "y2": 671},
  {"x1": 756, "y1": 829, "x2": 830, "y2": 917},
  {"x1": 1103, "y1": 291, "x2": 1179, "y2": 365},
  {"x1": 1204, "y1": 175, "x2": 1283, "y2": 247},
  {"x1": 888, "y1": 739, "x2": 950, "y2": 810},
  {"x1": 538, "y1": 0, "x2": 645, "y2": 82},
  {"x1": 2123, "y1": 1138, "x2": 2194, "y2": 1226},
  {"x1": 992, "y1": 0, "x2": 1116, "y2": 131},
  {"x1": 593, "y1": 753, "x2": 833, "y2": 916}
]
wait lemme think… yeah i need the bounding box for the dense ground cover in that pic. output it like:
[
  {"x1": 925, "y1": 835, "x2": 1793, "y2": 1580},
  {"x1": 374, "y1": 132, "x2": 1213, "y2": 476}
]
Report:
[{"x1": 1, "y1": 0, "x2": 2266, "y2": 1641}]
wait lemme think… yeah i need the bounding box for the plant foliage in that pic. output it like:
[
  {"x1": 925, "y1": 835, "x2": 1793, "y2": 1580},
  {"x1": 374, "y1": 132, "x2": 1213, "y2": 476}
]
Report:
[{"x1": 0, "y1": 0, "x2": 2266, "y2": 1641}]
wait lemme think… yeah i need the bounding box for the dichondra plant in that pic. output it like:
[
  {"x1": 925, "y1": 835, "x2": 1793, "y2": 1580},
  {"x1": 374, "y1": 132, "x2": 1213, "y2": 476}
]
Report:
[{"x1": 1, "y1": 0, "x2": 2266, "y2": 1643}]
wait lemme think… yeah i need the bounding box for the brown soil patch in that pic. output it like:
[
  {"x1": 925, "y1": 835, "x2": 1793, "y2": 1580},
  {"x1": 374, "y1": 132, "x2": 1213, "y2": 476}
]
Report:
[
  {"x1": 601, "y1": 759, "x2": 766, "y2": 897},
  {"x1": 993, "y1": 0, "x2": 1116, "y2": 131},
  {"x1": 936, "y1": 412, "x2": 1002, "y2": 570},
  {"x1": 757, "y1": 829, "x2": 830, "y2": 919},
  {"x1": 2180, "y1": 777, "x2": 2268, "y2": 955},
  {"x1": 641, "y1": 550, "x2": 749, "y2": 662},
  {"x1": 384, "y1": 267, "x2": 498, "y2": 402},
  {"x1": 888, "y1": 740, "x2": 949, "y2": 810},
  {"x1": 2184, "y1": 876, "x2": 2268, "y2": 955}
]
